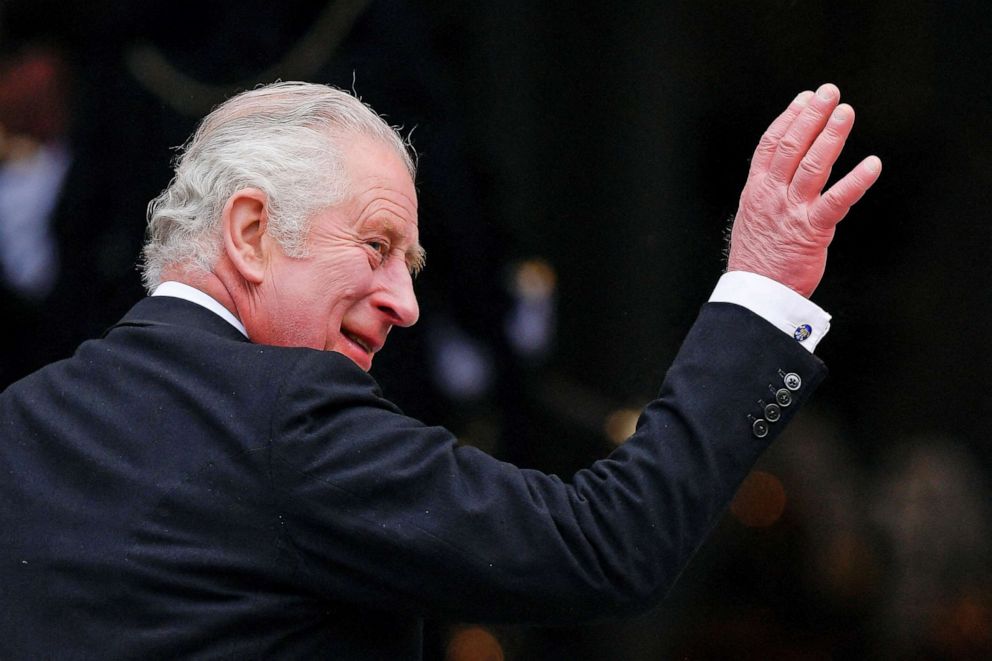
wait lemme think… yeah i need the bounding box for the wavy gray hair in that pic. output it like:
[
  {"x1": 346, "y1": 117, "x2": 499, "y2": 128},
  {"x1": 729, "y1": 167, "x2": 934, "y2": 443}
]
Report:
[{"x1": 141, "y1": 81, "x2": 415, "y2": 291}]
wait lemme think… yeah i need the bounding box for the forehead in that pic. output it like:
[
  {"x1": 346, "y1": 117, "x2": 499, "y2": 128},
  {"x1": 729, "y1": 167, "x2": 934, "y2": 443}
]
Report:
[
  {"x1": 340, "y1": 135, "x2": 418, "y2": 213},
  {"x1": 342, "y1": 136, "x2": 417, "y2": 224}
]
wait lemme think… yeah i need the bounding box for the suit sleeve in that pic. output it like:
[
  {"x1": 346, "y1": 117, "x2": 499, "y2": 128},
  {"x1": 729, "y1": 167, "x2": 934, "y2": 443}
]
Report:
[{"x1": 268, "y1": 303, "x2": 826, "y2": 624}]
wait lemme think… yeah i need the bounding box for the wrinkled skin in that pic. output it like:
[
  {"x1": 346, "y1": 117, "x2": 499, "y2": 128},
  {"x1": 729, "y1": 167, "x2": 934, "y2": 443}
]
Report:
[
  {"x1": 185, "y1": 136, "x2": 423, "y2": 371},
  {"x1": 728, "y1": 83, "x2": 882, "y2": 297}
]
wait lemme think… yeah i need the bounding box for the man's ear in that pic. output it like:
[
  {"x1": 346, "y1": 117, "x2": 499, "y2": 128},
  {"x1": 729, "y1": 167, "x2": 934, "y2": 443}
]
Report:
[{"x1": 222, "y1": 188, "x2": 270, "y2": 284}]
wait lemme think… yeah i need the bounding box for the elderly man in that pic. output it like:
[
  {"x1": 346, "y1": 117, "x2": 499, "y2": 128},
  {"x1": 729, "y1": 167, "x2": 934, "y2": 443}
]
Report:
[{"x1": 0, "y1": 81, "x2": 879, "y2": 658}]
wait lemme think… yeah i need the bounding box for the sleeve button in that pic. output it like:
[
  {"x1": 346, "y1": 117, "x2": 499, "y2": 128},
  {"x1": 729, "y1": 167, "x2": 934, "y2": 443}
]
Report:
[
  {"x1": 764, "y1": 403, "x2": 781, "y2": 422},
  {"x1": 784, "y1": 372, "x2": 802, "y2": 391},
  {"x1": 776, "y1": 388, "x2": 793, "y2": 407},
  {"x1": 752, "y1": 419, "x2": 770, "y2": 438}
]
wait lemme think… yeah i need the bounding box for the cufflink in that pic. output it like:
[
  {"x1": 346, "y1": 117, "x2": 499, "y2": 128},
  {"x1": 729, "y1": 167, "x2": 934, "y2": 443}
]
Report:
[{"x1": 794, "y1": 324, "x2": 812, "y2": 341}]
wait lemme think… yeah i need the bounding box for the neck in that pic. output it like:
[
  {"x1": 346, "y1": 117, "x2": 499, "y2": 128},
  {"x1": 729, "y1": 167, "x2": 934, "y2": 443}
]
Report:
[{"x1": 161, "y1": 263, "x2": 243, "y2": 327}]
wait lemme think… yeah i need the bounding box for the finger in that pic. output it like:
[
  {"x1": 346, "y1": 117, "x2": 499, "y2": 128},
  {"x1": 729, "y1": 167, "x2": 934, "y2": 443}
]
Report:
[
  {"x1": 748, "y1": 90, "x2": 814, "y2": 178},
  {"x1": 767, "y1": 83, "x2": 841, "y2": 184},
  {"x1": 788, "y1": 103, "x2": 855, "y2": 203},
  {"x1": 809, "y1": 155, "x2": 882, "y2": 229}
]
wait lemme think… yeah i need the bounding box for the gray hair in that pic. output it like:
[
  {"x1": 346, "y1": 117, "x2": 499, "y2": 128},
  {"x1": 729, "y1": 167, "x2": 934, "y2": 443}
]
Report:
[{"x1": 141, "y1": 81, "x2": 415, "y2": 291}]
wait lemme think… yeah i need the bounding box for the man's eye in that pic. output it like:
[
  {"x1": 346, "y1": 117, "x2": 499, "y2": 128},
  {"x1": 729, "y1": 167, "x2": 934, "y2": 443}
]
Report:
[{"x1": 367, "y1": 241, "x2": 389, "y2": 263}]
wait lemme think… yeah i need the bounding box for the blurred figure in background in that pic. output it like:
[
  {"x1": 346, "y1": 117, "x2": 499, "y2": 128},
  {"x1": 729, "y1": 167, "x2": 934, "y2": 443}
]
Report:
[
  {"x1": 0, "y1": 42, "x2": 76, "y2": 385},
  {"x1": 0, "y1": 46, "x2": 70, "y2": 301},
  {"x1": 870, "y1": 438, "x2": 992, "y2": 659},
  {"x1": 0, "y1": 4, "x2": 148, "y2": 387}
]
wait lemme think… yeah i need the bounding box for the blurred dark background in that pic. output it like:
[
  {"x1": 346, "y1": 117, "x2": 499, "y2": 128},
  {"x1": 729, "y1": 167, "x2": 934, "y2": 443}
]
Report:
[{"x1": 1, "y1": 1, "x2": 989, "y2": 658}]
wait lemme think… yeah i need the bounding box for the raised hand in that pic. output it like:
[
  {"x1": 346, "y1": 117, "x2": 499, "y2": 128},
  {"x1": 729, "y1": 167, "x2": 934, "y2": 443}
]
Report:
[{"x1": 727, "y1": 83, "x2": 882, "y2": 297}]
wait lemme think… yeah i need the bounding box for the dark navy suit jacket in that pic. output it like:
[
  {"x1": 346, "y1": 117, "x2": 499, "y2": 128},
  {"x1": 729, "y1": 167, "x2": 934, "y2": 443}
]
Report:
[{"x1": 0, "y1": 296, "x2": 825, "y2": 659}]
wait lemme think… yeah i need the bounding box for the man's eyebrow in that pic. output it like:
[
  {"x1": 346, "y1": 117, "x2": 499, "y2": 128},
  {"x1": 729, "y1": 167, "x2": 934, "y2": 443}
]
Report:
[
  {"x1": 359, "y1": 217, "x2": 425, "y2": 275},
  {"x1": 407, "y1": 244, "x2": 426, "y2": 276}
]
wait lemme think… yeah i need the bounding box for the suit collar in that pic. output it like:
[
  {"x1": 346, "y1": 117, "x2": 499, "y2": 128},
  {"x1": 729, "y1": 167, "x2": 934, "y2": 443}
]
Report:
[
  {"x1": 151, "y1": 282, "x2": 247, "y2": 337},
  {"x1": 106, "y1": 296, "x2": 250, "y2": 343}
]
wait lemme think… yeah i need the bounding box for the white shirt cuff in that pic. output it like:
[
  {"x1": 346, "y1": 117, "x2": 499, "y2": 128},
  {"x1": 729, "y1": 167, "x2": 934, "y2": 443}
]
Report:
[{"x1": 709, "y1": 271, "x2": 830, "y2": 353}]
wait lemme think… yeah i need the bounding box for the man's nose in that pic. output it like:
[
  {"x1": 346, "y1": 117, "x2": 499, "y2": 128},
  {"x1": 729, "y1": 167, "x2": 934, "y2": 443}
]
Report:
[{"x1": 374, "y1": 259, "x2": 420, "y2": 327}]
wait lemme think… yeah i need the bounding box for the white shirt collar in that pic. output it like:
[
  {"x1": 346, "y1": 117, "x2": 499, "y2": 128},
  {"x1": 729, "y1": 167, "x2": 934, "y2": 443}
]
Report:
[{"x1": 151, "y1": 281, "x2": 249, "y2": 338}]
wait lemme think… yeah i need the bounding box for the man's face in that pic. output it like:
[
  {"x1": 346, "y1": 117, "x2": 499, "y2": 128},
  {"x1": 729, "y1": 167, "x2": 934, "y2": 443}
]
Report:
[{"x1": 246, "y1": 136, "x2": 422, "y2": 370}]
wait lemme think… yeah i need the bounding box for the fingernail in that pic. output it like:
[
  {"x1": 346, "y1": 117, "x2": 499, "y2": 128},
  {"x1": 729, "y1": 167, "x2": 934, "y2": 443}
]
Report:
[
  {"x1": 832, "y1": 106, "x2": 849, "y2": 121},
  {"x1": 816, "y1": 83, "x2": 838, "y2": 100},
  {"x1": 794, "y1": 90, "x2": 814, "y2": 105},
  {"x1": 865, "y1": 156, "x2": 881, "y2": 173}
]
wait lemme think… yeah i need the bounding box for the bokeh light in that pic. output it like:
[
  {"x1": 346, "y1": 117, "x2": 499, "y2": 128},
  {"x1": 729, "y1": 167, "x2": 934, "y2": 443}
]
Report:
[
  {"x1": 730, "y1": 470, "x2": 787, "y2": 528},
  {"x1": 446, "y1": 625, "x2": 505, "y2": 661}
]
